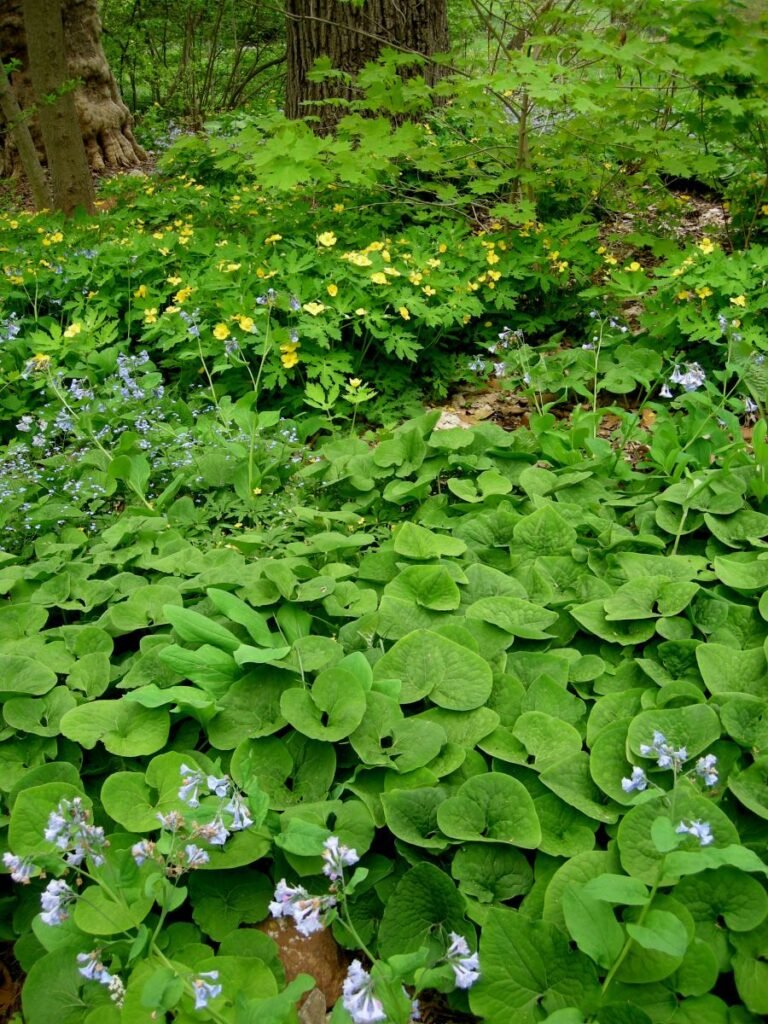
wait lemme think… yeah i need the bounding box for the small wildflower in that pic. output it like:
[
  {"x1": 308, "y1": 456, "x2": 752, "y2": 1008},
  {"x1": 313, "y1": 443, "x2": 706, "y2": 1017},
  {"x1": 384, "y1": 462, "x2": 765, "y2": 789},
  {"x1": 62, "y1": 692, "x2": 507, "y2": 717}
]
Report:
[
  {"x1": 77, "y1": 951, "x2": 113, "y2": 986},
  {"x1": 269, "y1": 879, "x2": 335, "y2": 936},
  {"x1": 695, "y1": 754, "x2": 719, "y2": 787},
  {"x1": 157, "y1": 810, "x2": 185, "y2": 831},
  {"x1": 670, "y1": 362, "x2": 706, "y2": 392},
  {"x1": 698, "y1": 237, "x2": 715, "y2": 255},
  {"x1": 196, "y1": 818, "x2": 230, "y2": 846},
  {"x1": 213, "y1": 323, "x2": 230, "y2": 341},
  {"x1": 3, "y1": 853, "x2": 35, "y2": 884},
  {"x1": 179, "y1": 764, "x2": 206, "y2": 807},
  {"x1": 40, "y1": 879, "x2": 75, "y2": 925},
  {"x1": 281, "y1": 351, "x2": 300, "y2": 369},
  {"x1": 342, "y1": 960, "x2": 387, "y2": 1024},
  {"x1": 322, "y1": 836, "x2": 359, "y2": 881},
  {"x1": 184, "y1": 844, "x2": 210, "y2": 869},
  {"x1": 660, "y1": 383, "x2": 673, "y2": 398},
  {"x1": 327, "y1": 283, "x2": 339, "y2": 297},
  {"x1": 131, "y1": 839, "x2": 156, "y2": 866},
  {"x1": 370, "y1": 272, "x2": 388, "y2": 285},
  {"x1": 224, "y1": 792, "x2": 253, "y2": 831},
  {"x1": 317, "y1": 232, "x2": 337, "y2": 247},
  {"x1": 695, "y1": 286, "x2": 713, "y2": 299},
  {"x1": 639, "y1": 731, "x2": 687, "y2": 770},
  {"x1": 445, "y1": 932, "x2": 481, "y2": 990},
  {"x1": 676, "y1": 820, "x2": 714, "y2": 846},
  {"x1": 63, "y1": 323, "x2": 82, "y2": 339},
  {"x1": 144, "y1": 308, "x2": 158, "y2": 324},
  {"x1": 265, "y1": 234, "x2": 282, "y2": 244},
  {"x1": 303, "y1": 301, "x2": 326, "y2": 316},
  {"x1": 730, "y1": 294, "x2": 746, "y2": 307},
  {"x1": 627, "y1": 261, "x2": 642, "y2": 272},
  {"x1": 349, "y1": 378, "x2": 362, "y2": 389},
  {"x1": 207, "y1": 774, "x2": 230, "y2": 797},
  {"x1": 621, "y1": 766, "x2": 648, "y2": 793},
  {"x1": 193, "y1": 971, "x2": 222, "y2": 1010},
  {"x1": 134, "y1": 285, "x2": 148, "y2": 299},
  {"x1": 398, "y1": 306, "x2": 411, "y2": 320}
]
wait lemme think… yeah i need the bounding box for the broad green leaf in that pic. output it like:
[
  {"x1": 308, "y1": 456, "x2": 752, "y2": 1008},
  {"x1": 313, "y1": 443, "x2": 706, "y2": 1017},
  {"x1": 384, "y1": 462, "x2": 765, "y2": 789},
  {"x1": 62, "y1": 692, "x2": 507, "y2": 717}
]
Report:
[
  {"x1": 380, "y1": 787, "x2": 449, "y2": 850},
  {"x1": 696, "y1": 644, "x2": 768, "y2": 698},
  {"x1": 164, "y1": 604, "x2": 240, "y2": 651},
  {"x1": 452, "y1": 844, "x2": 533, "y2": 903},
  {"x1": 280, "y1": 666, "x2": 366, "y2": 741},
  {"x1": 626, "y1": 909, "x2": 689, "y2": 957},
  {"x1": 713, "y1": 554, "x2": 768, "y2": 591},
  {"x1": 580, "y1": 874, "x2": 649, "y2": 906},
  {"x1": 188, "y1": 870, "x2": 272, "y2": 941},
  {"x1": 378, "y1": 863, "x2": 467, "y2": 959},
  {"x1": 471, "y1": 908, "x2": 600, "y2": 1024},
  {"x1": 466, "y1": 596, "x2": 558, "y2": 639},
  {"x1": 385, "y1": 565, "x2": 461, "y2": 610},
  {"x1": 9, "y1": 782, "x2": 88, "y2": 857},
  {"x1": 373, "y1": 629, "x2": 492, "y2": 709},
  {"x1": 207, "y1": 671, "x2": 297, "y2": 749},
  {"x1": 394, "y1": 522, "x2": 466, "y2": 559},
  {"x1": 562, "y1": 885, "x2": 624, "y2": 967},
  {"x1": 60, "y1": 699, "x2": 170, "y2": 755},
  {"x1": 513, "y1": 506, "x2": 577, "y2": 556},
  {"x1": 0, "y1": 655, "x2": 57, "y2": 696},
  {"x1": 728, "y1": 756, "x2": 768, "y2": 819},
  {"x1": 437, "y1": 773, "x2": 541, "y2": 847},
  {"x1": 231, "y1": 734, "x2": 336, "y2": 809},
  {"x1": 2, "y1": 688, "x2": 77, "y2": 737}
]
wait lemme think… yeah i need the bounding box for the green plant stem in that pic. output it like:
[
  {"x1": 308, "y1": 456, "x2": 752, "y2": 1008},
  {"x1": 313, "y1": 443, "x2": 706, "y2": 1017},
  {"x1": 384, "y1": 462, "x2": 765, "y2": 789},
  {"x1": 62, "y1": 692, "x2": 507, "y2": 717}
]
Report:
[
  {"x1": 47, "y1": 371, "x2": 155, "y2": 511},
  {"x1": 151, "y1": 946, "x2": 231, "y2": 1024}
]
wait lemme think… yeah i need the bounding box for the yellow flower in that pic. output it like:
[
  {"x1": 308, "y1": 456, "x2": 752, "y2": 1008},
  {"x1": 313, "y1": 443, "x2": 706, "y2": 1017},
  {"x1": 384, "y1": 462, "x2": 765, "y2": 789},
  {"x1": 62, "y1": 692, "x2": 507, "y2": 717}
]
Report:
[
  {"x1": 696, "y1": 286, "x2": 713, "y2": 299},
  {"x1": 167, "y1": 276, "x2": 182, "y2": 286},
  {"x1": 281, "y1": 351, "x2": 299, "y2": 369},
  {"x1": 333, "y1": 203, "x2": 345, "y2": 214},
  {"x1": 134, "y1": 284, "x2": 148, "y2": 298},
  {"x1": 355, "y1": 307, "x2": 367, "y2": 316},
  {"x1": 280, "y1": 341, "x2": 299, "y2": 354},
  {"x1": 349, "y1": 378, "x2": 362, "y2": 388},
  {"x1": 327, "y1": 283, "x2": 339, "y2": 297},
  {"x1": 426, "y1": 258, "x2": 441, "y2": 269},
  {"x1": 225, "y1": 262, "x2": 241, "y2": 272},
  {"x1": 342, "y1": 251, "x2": 372, "y2": 267},
  {"x1": 317, "y1": 231, "x2": 338, "y2": 247},
  {"x1": 175, "y1": 287, "x2": 193, "y2": 304},
  {"x1": 165, "y1": 305, "x2": 179, "y2": 314},
  {"x1": 234, "y1": 315, "x2": 255, "y2": 332},
  {"x1": 761, "y1": 204, "x2": 768, "y2": 216},
  {"x1": 366, "y1": 241, "x2": 385, "y2": 252},
  {"x1": 28, "y1": 353, "x2": 51, "y2": 372},
  {"x1": 152, "y1": 231, "x2": 164, "y2": 240},
  {"x1": 487, "y1": 252, "x2": 500, "y2": 265},
  {"x1": 676, "y1": 290, "x2": 692, "y2": 300},
  {"x1": 597, "y1": 245, "x2": 607, "y2": 254},
  {"x1": 604, "y1": 255, "x2": 618, "y2": 266},
  {"x1": 383, "y1": 266, "x2": 400, "y2": 277},
  {"x1": 398, "y1": 307, "x2": 411, "y2": 320},
  {"x1": 252, "y1": 487, "x2": 262, "y2": 495},
  {"x1": 213, "y1": 323, "x2": 230, "y2": 340},
  {"x1": 409, "y1": 272, "x2": 423, "y2": 285},
  {"x1": 438, "y1": 243, "x2": 447, "y2": 253},
  {"x1": 144, "y1": 308, "x2": 158, "y2": 324},
  {"x1": 159, "y1": 247, "x2": 171, "y2": 257},
  {"x1": 627, "y1": 261, "x2": 642, "y2": 272},
  {"x1": 422, "y1": 285, "x2": 437, "y2": 296},
  {"x1": 303, "y1": 301, "x2": 326, "y2": 316},
  {"x1": 698, "y1": 237, "x2": 715, "y2": 254},
  {"x1": 557, "y1": 261, "x2": 568, "y2": 273},
  {"x1": 370, "y1": 272, "x2": 388, "y2": 285},
  {"x1": 63, "y1": 323, "x2": 82, "y2": 339},
  {"x1": 265, "y1": 233, "x2": 282, "y2": 244},
  {"x1": 730, "y1": 294, "x2": 747, "y2": 307}
]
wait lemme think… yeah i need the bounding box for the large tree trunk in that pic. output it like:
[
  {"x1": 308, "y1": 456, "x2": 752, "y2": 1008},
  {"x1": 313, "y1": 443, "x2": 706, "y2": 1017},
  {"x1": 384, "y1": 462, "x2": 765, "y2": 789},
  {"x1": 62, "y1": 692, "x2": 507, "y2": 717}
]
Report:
[
  {"x1": 1, "y1": 0, "x2": 145, "y2": 179},
  {"x1": 284, "y1": 0, "x2": 449, "y2": 130},
  {"x1": 22, "y1": 0, "x2": 95, "y2": 215}
]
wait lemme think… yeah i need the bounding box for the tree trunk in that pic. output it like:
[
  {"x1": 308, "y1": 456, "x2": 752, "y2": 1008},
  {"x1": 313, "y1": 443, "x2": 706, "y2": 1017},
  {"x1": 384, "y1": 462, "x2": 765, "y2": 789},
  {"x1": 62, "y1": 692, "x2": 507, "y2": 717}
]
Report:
[
  {"x1": 1, "y1": 0, "x2": 145, "y2": 178},
  {"x1": 284, "y1": 0, "x2": 449, "y2": 129},
  {"x1": 0, "y1": 58, "x2": 51, "y2": 209},
  {"x1": 22, "y1": 0, "x2": 95, "y2": 215}
]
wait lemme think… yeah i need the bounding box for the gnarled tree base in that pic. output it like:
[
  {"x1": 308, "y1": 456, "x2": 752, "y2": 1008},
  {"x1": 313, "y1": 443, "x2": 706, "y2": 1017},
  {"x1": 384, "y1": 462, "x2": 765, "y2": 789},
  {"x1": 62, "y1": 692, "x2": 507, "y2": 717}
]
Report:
[{"x1": 0, "y1": 0, "x2": 145, "y2": 179}]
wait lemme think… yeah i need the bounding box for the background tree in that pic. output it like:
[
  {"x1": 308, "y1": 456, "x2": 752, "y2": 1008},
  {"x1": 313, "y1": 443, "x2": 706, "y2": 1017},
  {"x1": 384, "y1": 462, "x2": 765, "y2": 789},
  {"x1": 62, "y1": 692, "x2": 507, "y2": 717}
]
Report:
[
  {"x1": 22, "y1": 0, "x2": 94, "y2": 214},
  {"x1": 284, "y1": 0, "x2": 449, "y2": 128},
  {"x1": 1, "y1": 0, "x2": 145, "y2": 180}
]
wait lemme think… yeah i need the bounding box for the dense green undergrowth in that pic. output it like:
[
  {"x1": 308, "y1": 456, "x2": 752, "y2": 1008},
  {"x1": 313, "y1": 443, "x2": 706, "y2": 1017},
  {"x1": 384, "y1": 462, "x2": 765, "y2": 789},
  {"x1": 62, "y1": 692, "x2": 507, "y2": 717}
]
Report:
[
  {"x1": 2, "y1": 402, "x2": 768, "y2": 1024},
  {"x1": 3, "y1": 2, "x2": 768, "y2": 1020}
]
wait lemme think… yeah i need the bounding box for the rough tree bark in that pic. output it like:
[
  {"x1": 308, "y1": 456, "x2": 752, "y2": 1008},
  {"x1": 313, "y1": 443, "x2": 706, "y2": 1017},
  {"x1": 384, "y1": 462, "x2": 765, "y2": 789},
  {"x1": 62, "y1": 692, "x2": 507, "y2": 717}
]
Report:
[
  {"x1": 0, "y1": 58, "x2": 51, "y2": 209},
  {"x1": 22, "y1": 0, "x2": 95, "y2": 214},
  {"x1": 284, "y1": 0, "x2": 449, "y2": 129},
  {"x1": 1, "y1": 0, "x2": 145, "y2": 179}
]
